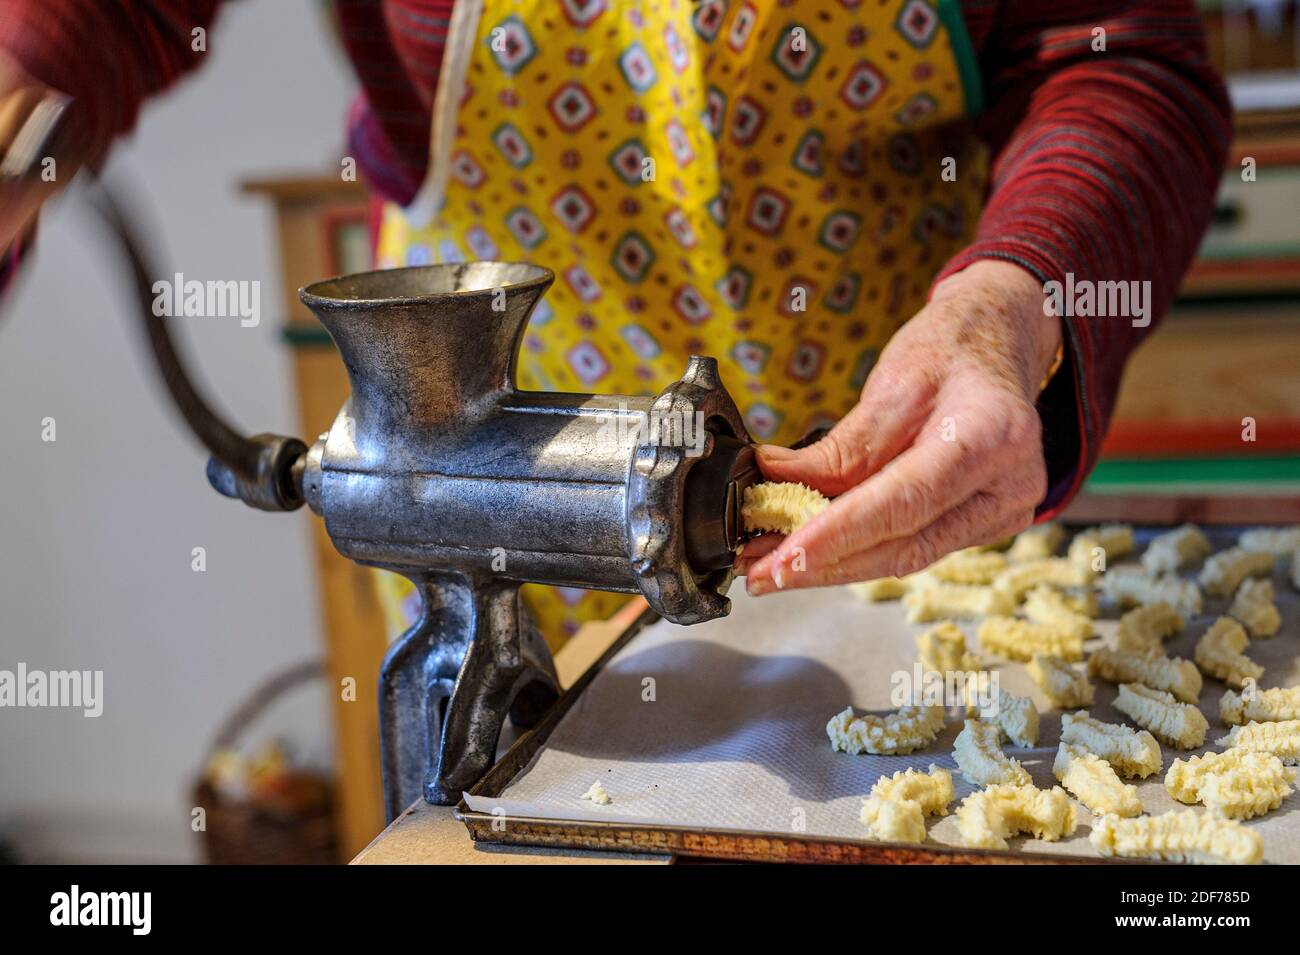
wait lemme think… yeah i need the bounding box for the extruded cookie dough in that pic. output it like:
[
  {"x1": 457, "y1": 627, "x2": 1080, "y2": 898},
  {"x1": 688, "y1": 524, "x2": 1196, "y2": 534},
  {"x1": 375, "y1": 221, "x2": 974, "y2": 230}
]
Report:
[
  {"x1": 1027, "y1": 654, "x2": 1095, "y2": 709},
  {"x1": 903, "y1": 584, "x2": 1013, "y2": 623},
  {"x1": 1007, "y1": 522, "x2": 1065, "y2": 562},
  {"x1": 1023, "y1": 586, "x2": 1093, "y2": 641},
  {"x1": 1142, "y1": 523, "x2": 1212, "y2": 575},
  {"x1": 1100, "y1": 567, "x2": 1202, "y2": 620},
  {"x1": 1165, "y1": 748, "x2": 1295, "y2": 820},
  {"x1": 581, "y1": 780, "x2": 612, "y2": 805},
  {"x1": 1089, "y1": 809, "x2": 1263, "y2": 865},
  {"x1": 859, "y1": 765, "x2": 954, "y2": 843},
  {"x1": 1060, "y1": 710, "x2": 1162, "y2": 778},
  {"x1": 955, "y1": 784, "x2": 1077, "y2": 851},
  {"x1": 827, "y1": 705, "x2": 947, "y2": 756},
  {"x1": 1238, "y1": 526, "x2": 1300, "y2": 556},
  {"x1": 1198, "y1": 547, "x2": 1274, "y2": 599},
  {"x1": 1114, "y1": 683, "x2": 1208, "y2": 749},
  {"x1": 1228, "y1": 578, "x2": 1281, "y2": 639},
  {"x1": 1088, "y1": 646, "x2": 1202, "y2": 704},
  {"x1": 1114, "y1": 602, "x2": 1184, "y2": 654},
  {"x1": 915, "y1": 621, "x2": 980, "y2": 675},
  {"x1": 992, "y1": 558, "x2": 1093, "y2": 602},
  {"x1": 1068, "y1": 523, "x2": 1136, "y2": 570},
  {"x1": 741, "y1": 482, "x2": 829, "y2": 535},
  {"x1": 849, "y1": 577, "x2": 907, "y2": 602},
  {"x1": 1193, "y1": 617, "x2": 1263, "y2": 690},
  {"x1": 1220, "y1": 686, "x2": 1300, "y2": 725},
  {"x1": 1053, "y1": 742, "x2": 1142, "y2": 817},
  {"x1": 972, "y1": 690, "x2": 1040, "y2": 748},
  {"x1": 977, "y1": 616, "x2": 1084, "y2": 662},
  {"x1": 1216, "y1": 719, "x2": 1300, "y2": 765},
  {"x1": 925, "y1": 548, "x2": 1008, "y2": 586},
  {"x1": 953, "y1": 719, "x2": 1031, "y2": 787}
]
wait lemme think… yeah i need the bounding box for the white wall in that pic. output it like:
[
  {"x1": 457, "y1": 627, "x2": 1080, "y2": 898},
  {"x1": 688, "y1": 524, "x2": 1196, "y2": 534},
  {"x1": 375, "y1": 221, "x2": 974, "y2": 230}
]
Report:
[{"x1": 0, "y1": 0, "x2": 357, "y2": 862}]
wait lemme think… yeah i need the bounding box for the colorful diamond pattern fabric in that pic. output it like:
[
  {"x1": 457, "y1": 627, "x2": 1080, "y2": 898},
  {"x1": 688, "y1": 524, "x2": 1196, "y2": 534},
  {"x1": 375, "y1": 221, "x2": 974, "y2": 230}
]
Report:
[{"x1": 377, "y1": 0, "x2": 987, "y2": 640}]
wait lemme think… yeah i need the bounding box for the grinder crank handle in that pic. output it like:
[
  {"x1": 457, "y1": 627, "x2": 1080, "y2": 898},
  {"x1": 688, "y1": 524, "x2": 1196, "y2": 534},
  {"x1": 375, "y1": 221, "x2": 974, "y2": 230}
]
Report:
[{"x1": 87, "y1": 177, "x2": 308, "y2": 512}]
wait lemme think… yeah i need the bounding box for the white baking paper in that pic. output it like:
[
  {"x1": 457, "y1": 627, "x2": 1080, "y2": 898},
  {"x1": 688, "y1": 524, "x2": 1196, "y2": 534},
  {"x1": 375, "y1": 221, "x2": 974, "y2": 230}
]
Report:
[{"x1": 467, "y1": 553, "x2": 1300, "y2": 861}]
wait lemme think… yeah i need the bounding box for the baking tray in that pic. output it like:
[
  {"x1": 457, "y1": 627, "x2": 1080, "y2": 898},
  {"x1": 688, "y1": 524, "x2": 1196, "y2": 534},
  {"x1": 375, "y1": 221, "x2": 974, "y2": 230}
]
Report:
[
  {"x1": 455, "y1": 597, "x2": 1101, "y2": 863},
  {"x1": 455, "y1": 516, "x2": 1300, "y2": 863}
]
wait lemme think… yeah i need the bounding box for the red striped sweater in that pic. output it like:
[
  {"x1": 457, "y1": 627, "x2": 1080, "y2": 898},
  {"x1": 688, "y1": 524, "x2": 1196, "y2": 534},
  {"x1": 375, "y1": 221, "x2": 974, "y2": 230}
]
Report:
[{"x1": 0, "y1": 0, "x2": 1232, "y2": 514}]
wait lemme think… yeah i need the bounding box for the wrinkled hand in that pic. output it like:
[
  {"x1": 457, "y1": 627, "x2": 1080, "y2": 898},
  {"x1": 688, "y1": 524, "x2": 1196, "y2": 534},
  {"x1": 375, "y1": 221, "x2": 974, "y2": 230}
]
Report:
[{"x1": 739, "y1": 260, "x2": 1062, "y2": 594}]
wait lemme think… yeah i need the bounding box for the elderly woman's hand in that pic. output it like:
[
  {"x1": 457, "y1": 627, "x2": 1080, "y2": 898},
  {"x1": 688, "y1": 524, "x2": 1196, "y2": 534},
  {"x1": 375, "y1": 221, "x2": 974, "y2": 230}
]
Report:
[{"x1": 739, "y1": 260, "x2": 1062, "y2": 594}]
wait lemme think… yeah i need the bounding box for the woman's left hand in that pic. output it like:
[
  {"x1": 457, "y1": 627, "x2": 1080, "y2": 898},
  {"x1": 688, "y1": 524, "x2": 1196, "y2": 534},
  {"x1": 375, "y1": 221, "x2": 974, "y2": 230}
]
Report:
[{"x1": 738, "y1": 260, "x2": 1062, "y2": 594}]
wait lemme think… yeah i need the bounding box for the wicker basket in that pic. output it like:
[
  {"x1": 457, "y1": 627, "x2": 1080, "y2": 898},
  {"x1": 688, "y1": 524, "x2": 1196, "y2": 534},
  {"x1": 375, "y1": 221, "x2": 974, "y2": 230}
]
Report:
[{"x1": 194, "y1": 661, "x2": 340, "y2": 864}]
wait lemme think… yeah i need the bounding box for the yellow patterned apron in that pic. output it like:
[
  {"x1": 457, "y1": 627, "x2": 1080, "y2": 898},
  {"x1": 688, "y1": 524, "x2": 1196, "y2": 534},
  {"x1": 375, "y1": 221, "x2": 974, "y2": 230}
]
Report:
[{"x1": 373, "y1": 0, "x2": 987, "y2": 645}]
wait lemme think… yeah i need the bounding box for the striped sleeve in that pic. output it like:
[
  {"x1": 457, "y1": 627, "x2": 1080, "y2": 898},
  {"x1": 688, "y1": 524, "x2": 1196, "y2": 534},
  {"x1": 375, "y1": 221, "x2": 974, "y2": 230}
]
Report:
[
  {"x1": 941, "y1": 0, "x2": 1233, "y2": 515},
  {"x1": 0, "y1": 0, "x2": 223, "y2": 162}
]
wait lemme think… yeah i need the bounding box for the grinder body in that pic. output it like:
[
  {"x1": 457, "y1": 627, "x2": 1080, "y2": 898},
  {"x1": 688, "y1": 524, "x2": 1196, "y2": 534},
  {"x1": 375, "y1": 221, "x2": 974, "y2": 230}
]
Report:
[{"x1": 288, "y1": 262, "x2": 755, "y2": 811}]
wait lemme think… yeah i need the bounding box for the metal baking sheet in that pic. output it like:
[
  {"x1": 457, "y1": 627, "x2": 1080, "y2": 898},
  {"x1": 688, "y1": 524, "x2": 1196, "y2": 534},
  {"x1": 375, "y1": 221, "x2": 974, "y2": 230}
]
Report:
[{"x1": 457, "y1": 522, "x2": 1300, "y2": 863}]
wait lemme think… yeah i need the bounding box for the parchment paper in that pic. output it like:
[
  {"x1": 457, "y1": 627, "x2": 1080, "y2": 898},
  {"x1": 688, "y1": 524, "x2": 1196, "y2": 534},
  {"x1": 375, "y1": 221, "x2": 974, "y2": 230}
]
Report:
[{"x1": 467, "y1": 550, "x2": 1300, "y2": 862}]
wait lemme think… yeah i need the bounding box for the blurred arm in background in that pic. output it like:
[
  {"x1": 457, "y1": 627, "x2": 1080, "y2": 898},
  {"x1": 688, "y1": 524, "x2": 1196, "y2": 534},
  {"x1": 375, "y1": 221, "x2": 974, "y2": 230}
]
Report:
[{"x1": 0, "y1": 0, "x2": 225, "y2": 284}]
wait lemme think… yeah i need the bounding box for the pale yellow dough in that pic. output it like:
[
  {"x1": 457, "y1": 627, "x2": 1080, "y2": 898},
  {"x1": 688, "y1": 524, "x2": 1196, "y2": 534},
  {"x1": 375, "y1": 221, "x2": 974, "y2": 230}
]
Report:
[
  {"x1": 1193, "y1": 617, "x2": 1262, "y2": 690},
  {"x1": 977, "y1": 615, "x2": 1084, "y2": 662},
  {"x1": 924, "y1": 548, "x2": 1009, "y2": 585},
  {"x1": 1113, "y1": 683, "x2": 1208, "y2": 749},
  {"x1": 1023, "y1": 586, "x2": 1092, "y2": 641},
  {"x1": 1228, "y1": 578, "x2": 1281, "y2": 639},
  {"x1": 1198, "y1": 547, "x2": 1273, "y2": 599},
  {"x1": 915, "y1": 621, "x2": 980, "y2": 675},
  {"x1": 1220, "y1": 686, "x2": 1300, "y2": 725},
  {"x1": 969, "y1": 690, "x2": 1039, "y2": 748},
  {"x1": 1165, "y1": 748, "x2": 1295, "y2": 820},
  {"x1": 1068, "y1": 523, "x2": 1136, "y2": 570},
  {"x1": 953, "y1": 719, "x2": 1031, "y2": 787},
  {"x1": 1090, "y1": 809, "x2": 1263, "y2": 865},
  {"x1": 1216, "y1": 719, "x2": 1300, "y2": 765},
  {"x1": 1007, "y1": 522, "x2": 1065, "y2": 562},
  {"x1": 859, "y1": 765, "x2": 954, "y2": 843},
  {"x1": 903, "y1": 584, "x2": 1013, "y2": 623},
  {"x1": 1026, "y1": 654, "x2": 1095, "y2": 709},
  {"x1": 955, "y1": 784, "x2": 1077, "y2": 850},
  {"x1": 1142, "y1": 523, "x2": 1212, "y2": 575},
  {"x1": 1100, "y1": 567, "x2": 1203, "y2": 619},
  {"x1": 741, "y1": 482, "x2": 829, "y2": 535},
  {"x1": 849, "y1": 577, "x2": 907, "y2": 602},
  {"x1": 1114, "y1": 602, "x2": 1184, "y2": 654},
  {"x1": 1060, "y1": 710, "x2": 1162, "y2": 778},
  {"x1": 1053, "y1": 742, "x2": 1142, "y2": 817},
  {"x1": 826, "y1": 705, "x2": 946, "y2": 756},
  {"x1": 1238, "y1": 526, "x2": 1300, "y2": 556},
  {"x1": 1088, "y1": 646, "x2": 1202, "y2": 704},
  {"x1": 992, "y1": 558, "x2": 1093, "y2": 602},
  {"x1": 581, "y1": 780, "x2": 612, "y2": 805}
]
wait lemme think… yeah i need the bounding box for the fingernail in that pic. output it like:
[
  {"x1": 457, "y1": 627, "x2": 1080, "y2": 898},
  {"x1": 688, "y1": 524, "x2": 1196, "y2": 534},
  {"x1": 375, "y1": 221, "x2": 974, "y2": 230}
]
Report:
[
  {"x1": 756, "y1": 444, "x2": 796, "y2": 462},
  {"x1": 747, "y1": 576, "x2": 770, "y2": 597},
  {"x1": 772, "y1": 561, "x2": 786, "y2": 590},
  {"x1": 734, "y1": 542, "x2": 746, "y2": 559}
]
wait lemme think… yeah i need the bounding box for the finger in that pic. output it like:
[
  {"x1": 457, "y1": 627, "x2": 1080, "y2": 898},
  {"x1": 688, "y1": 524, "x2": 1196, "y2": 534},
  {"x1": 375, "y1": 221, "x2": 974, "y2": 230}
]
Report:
[
  {"x1": 737, "y1": 533, "x2": 782, "y2": 563},
  {"x1": 755, "y1": 369, "x2": 935, "y2": 495},
  {"x1": 748, "y1": 489, "x2": 1033, "y2": 594},
  {"x1": 763, "y1": 424, "x2": 1000, "y2": 583}
]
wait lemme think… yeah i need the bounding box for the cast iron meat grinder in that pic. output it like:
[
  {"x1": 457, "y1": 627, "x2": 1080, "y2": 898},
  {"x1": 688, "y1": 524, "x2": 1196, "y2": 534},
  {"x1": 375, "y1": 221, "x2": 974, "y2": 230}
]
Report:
[{"x1": 208, "y1": 262, "x2": 759, "y2": 817}]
